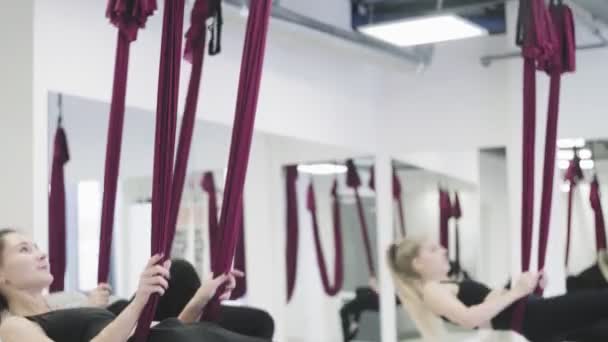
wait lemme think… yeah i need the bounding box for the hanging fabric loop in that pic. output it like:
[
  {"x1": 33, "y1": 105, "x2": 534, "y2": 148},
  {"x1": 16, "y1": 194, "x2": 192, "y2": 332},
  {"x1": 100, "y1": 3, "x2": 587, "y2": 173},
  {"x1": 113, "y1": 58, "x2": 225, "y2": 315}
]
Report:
[
  {"x1": 512, "y1": 0, "x2": 576, "y2": 332},
  {"x1": 306, "y1": 179, "x2": 344, "y2": 296},
  {"x1": 285, "y1": 166, "x2": 299, "y2": 302},
  {"x1": 48, "y1": 125, "x2": 70, "y2": 292},
  {"x1": 98, "y1": 0, "x2": 157, "y2": 284},
  {"x1": 590, "y1": 175, "x2": 607, "y2": 253}
]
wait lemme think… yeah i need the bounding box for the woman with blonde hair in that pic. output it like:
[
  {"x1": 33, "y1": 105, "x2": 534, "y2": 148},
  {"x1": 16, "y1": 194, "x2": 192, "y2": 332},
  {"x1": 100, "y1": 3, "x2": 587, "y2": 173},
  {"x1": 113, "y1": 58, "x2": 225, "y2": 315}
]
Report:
[{"x1": 387, "y1": 237, "x2": 608, "y2": 341}]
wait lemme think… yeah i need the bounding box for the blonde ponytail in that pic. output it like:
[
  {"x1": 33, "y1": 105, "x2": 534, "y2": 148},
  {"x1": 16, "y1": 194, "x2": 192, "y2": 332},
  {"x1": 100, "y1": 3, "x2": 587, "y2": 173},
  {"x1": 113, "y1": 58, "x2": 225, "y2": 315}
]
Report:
[{"x1": 387, "y1": 240, "x2": 447, "y2": 341}]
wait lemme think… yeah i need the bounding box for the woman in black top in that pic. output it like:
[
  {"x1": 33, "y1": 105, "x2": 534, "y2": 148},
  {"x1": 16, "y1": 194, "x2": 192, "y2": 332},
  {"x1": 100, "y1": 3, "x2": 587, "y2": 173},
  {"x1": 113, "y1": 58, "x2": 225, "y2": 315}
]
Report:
[
  {"x1": 0, "y1": 228, "x2": 267, "y2": 342},
  {"x1": 388, "y1": 237, "x2": 608, "y2": 342}
]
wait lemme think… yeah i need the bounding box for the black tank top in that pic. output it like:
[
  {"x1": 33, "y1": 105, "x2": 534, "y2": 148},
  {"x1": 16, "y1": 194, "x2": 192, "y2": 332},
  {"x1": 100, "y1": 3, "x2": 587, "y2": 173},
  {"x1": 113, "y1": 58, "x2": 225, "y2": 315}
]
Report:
[
  {"x1": 26, "y1": 307, "x2": 270, "y2": 342},
  {"x1": 443, "y1": 280, "x2": 516, "y2": 330},
  {"x1": 26, "y1": 307, "x2": 115, "y2": 341}
]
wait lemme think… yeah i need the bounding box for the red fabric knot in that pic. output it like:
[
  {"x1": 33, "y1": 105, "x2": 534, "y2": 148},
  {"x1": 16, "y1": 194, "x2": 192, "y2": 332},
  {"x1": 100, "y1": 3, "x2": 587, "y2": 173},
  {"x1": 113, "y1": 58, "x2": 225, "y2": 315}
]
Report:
[
  {"x1": 106, "y1": 0, "x2": 157, "y2": 41},
  {"x1": 184, "y1": 0, "x2": 213, "y2": 62},
  {"x1": 564, "y1": 156, "x2": 584, "y2": 185},
  {"x1": 452, "y1": 193, "x2": 462, "y2": 219},
  {"x1": 345, "y1": 159, "x2": 361, "y2": 189},
  {"x1": 201, "y1": 171, "x2": 215, "y2": 193}
]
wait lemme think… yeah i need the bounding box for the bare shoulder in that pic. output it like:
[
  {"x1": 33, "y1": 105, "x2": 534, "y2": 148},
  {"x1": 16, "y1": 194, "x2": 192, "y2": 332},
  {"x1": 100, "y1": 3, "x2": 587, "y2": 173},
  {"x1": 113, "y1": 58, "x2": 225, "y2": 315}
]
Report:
[{"x1": 0, "y1": 316, "x2": 52, "y2": 341}]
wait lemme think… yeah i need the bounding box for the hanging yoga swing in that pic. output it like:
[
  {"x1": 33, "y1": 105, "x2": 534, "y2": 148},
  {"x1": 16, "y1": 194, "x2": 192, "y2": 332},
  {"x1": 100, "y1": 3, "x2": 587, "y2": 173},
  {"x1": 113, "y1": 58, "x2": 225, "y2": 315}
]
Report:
[
  {"x1": 285, "y1": 165, "x2": 299, "y2": 302},
  {"x1": 92, "y1": 0, "x2": 272, "y2": 339},
  {"x1": 48, "y1": 94, "x2": 71, "y2": 292},
  {"x1": 512, "y1": 0, "x2": 576, "y2": 332},
  {"x1": 560, "y1": 155, "x2": 608, "y2": 293},
  {"x1": 438, "y1": 189, "x2": 452, "y2": 253},
  {"x1": 564, "y1": 156, "x2": 584, "y2": 269},
  {"x1": 201, "y1": 172, "x2": 247, "y2": 299},
  {"x1": 306, "y1": 178, "x2": 345, "y2": 296}
]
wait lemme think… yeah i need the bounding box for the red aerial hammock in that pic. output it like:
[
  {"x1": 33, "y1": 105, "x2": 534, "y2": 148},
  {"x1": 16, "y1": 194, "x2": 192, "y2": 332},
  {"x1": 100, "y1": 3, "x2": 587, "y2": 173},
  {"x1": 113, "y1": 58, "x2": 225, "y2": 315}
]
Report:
[
  {"x1": 306, "y1": 179, "x2": 344, "y2": 296},
  {"x1": 201, "y1": 172, "x2": 247, "y2": 299},
  {"x1": 98, "y1": 0, "x2": 158, "y2": 285},
  {"x1": 512, "y1": 0, "x2": 575, "y2": 332},
  {"x1": 590, "y1": 175, "x2": 607, "y2": 254},
  {"x1": 48, "y1": 100, "x2": 70, "y2": 292},
  {"x1": 451, "y1": 192, "x2": 463, "y2": 273},
  {"x1": 564, "y1": 156, "x2": 584, "y2": 269},
  {"x1": 285, "y1": 166, "x2": 299, "y2": 302},
  {"x1": 439, "y1": 189, "x2": 451, "y2": 252}
]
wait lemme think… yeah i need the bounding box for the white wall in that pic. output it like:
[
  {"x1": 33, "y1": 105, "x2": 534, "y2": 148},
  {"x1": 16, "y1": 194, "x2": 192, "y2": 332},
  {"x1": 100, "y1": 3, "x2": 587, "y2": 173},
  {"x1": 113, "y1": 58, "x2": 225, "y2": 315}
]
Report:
[
  {"x1": 0, "y1": 1, "x2": 34, "y2": 233},
  {"x1": 478, "y1": 151, "x2": 511, "y2": 288}
]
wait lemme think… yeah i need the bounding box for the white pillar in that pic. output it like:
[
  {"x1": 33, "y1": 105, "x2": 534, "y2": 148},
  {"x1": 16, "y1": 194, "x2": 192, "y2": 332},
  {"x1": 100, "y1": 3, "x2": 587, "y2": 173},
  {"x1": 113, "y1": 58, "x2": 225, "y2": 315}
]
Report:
[
  {"x1": 0, "y1": 1, "x2": 35, "y2": 234},
  {"x1": 376, "y1": 153, "x2": 398, "y2": 342},
  {"x1": 243, "y1": 136, "x2": 287, "y2": 342}
]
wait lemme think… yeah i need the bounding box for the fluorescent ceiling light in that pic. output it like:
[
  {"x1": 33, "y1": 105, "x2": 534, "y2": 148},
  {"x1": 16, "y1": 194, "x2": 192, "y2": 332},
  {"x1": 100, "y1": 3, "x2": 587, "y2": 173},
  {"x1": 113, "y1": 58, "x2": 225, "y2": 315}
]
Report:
[
  {"x1": 558, "y1": 160, "x2": 570, "y2": 170},
  {"x1": 580, "y1": 159, "x2": 595, "y2": 170},
  {"x1": 358, "y1": 14, "x2": 488, "y2": 47},
  {"x1": 578, "y1": 148, "x2": 592, "y2": 160},
  {"x1": 297, "y1": 163, "x2": 348, "y2": 175},
  {"x1": 557, "y1": 138, "x2": 586, "y2": 149},
  {"x1": 557, "y1": 149, "x2": 575, "y2": 160}
]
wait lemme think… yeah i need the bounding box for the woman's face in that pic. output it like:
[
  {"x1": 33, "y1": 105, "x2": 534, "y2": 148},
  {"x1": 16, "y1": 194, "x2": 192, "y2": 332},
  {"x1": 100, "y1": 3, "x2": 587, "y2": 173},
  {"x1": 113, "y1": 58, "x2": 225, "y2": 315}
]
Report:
[
  {"x1": 0, "y1": 232, "x2": 53, "y2": 292},
  {"x1": 412, "y1": 239, "x2": 450, "y2": 281}
]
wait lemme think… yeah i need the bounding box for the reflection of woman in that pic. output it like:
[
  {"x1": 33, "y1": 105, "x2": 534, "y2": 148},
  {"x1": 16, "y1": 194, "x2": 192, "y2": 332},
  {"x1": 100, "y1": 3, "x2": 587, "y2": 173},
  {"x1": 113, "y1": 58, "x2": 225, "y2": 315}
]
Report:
[
  {"x1": 0, "y1": 228, "x2": 268, "y2": 342},
  {"x1": 339, "y1": 278, "x2": 394, "y2": 342},
  {"x1": 388, "y1": 237, "x2": 608, "y2": 342},
  {"x1": 340, "y1": 261, "x2": 468, "y2": 342}
]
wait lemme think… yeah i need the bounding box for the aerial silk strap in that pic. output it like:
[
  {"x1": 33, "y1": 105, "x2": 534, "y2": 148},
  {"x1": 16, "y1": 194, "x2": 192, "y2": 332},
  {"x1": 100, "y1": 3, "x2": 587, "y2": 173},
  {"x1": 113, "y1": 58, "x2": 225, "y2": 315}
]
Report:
[
  {"x1": 306, "y1": 179, "x2": 344, "y2": 296},
  {"x1": 345, "y1": 159, "x2": 376, "y2": 277},
  {"x1": 201, "y1": 172, "x2": 247, "y2": 299},
  {"x1": 451, "y1": 192, "x2": 462, "y2": 274},
  {"x1": 536, "y1": 3, "x2": 575, "y2": 288},
  {"x1": 48, "y1": 124, "x2": 70, "y2": 292},
  {"x1": 201, "y1": 0, "x2": 273, "y2": 320},
  {"x1": 564, "y1": 157, "x2": 583, "y2": 268},
  {"x1": 590, "y1": 175, "x2": 607, "y2": 253},
  {"x1": 285, "y1": 166, "x2": 299, "y2": 302},
  {"x1": 163, "y1": 0, "x2": 214, "y2": 254},
  {"x1": 369, "y1": 167, "x2": 406, "y2": 237},
  {"x1": 439, "y1": 189, "x2": 451, "y2": 252},
  {"x1": 512, "y1": 0, "x2": 575, "y2": 332},
  {"x1": 98, "y1": 0, "x2": 157, "y2": 284},
  {"x1": 133, "y1": 1, "x2": 186, "y2": 340}
]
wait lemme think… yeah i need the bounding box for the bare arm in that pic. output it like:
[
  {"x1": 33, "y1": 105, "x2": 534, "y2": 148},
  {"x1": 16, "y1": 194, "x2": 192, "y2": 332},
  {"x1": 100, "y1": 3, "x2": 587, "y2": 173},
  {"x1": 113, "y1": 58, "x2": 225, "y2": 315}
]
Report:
[
  {"x1": 178, "y1": 270, "x2": 244, "y2": 324},
  {"x1": 0, "y1": 317, "x2": 55, "y2": 342},
  {"x1": 92, "y1": 255, "x2": 170, "y2": 342}
]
